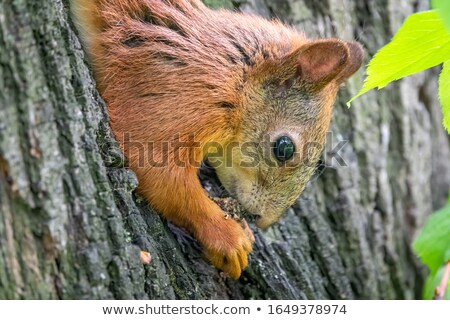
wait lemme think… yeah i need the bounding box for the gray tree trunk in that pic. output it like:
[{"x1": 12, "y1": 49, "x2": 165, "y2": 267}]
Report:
[{"x1": 0, "y1": 0, "x2": 449, "y2": 299}]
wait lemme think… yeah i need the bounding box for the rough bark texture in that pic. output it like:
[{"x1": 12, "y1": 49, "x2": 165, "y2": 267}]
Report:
[{"x1": 1, "y1": 0, "x2": 449, "y2": 299}]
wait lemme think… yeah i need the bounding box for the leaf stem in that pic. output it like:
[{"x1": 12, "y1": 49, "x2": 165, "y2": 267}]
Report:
[{"x1": 434, "y1": 261, "x2": 450, "y2": 299}]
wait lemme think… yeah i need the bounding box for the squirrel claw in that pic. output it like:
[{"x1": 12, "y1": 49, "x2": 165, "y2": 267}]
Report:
[
  {"x1": 139, "y1": 250, "x2": 152, "y2": 265},
  {"x1": 239, "y1": 218, "x2": 255, "y2": 244}
]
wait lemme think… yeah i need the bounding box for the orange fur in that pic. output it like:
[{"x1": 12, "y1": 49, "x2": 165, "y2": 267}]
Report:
[{"x1": 71, "y1": 0, "x2": 363, "y2": 278}]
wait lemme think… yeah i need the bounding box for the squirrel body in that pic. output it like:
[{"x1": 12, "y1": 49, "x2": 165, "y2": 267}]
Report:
[{"x1": 71, "y1": 0, "x2": 363, "y2": 278}]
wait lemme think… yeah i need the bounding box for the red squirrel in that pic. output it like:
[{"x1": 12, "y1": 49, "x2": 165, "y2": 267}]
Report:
[{"x1": 70, "y1": 0, "x2": 364, "y2": 278}]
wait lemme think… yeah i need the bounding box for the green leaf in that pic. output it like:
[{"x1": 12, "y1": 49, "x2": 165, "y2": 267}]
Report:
[
  {"x1": 348, "y1": 10, "x2": 450, "y2": 105},
  {"x1": 423, "y1": 266, "x2": 450, "y2": 299},
  {"x1": 413, "y1": 204, "x2": 450, "y2": 275},
  {"x1": 432, "y1": 0, "x2": 450, "y2": 32},
  {"x1": 439, "y1": 61, "x2": 450, "y2": 133}
]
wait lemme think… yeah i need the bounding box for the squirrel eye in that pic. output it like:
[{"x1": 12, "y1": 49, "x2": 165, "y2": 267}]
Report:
[{"x1": 273, "y1": 136, "x2": 295, "y2": 162}]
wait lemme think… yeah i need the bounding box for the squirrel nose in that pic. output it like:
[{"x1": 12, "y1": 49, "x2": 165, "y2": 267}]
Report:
[
  {"x1": 255, "y1": 215, "x2": 278, "y2": 229},
  {"x1": 255, "y1": 206, "x2": 289, "y2": 229}
]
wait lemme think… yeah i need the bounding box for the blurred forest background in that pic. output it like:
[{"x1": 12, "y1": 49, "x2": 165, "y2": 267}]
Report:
[{"x1": 0, "y1": 0, "x2": 449, "y2": 299}]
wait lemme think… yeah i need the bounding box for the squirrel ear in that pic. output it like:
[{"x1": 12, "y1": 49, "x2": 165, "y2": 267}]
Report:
[
  {"x1": 335, "y1": 41, "x2": 365, "y2": 83},
  {"x1": 296, "y1": 40, "x2": 364, "y2": 87}
]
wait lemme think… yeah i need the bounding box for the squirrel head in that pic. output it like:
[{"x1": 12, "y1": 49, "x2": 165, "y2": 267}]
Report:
[{"x1": 211, "y1": 40, "x2": 364, "y2": 229}]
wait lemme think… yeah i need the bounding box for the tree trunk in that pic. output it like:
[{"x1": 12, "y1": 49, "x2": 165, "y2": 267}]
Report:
[{"x1": 0, "y1": 0, "x2": 449, "y2": 299}]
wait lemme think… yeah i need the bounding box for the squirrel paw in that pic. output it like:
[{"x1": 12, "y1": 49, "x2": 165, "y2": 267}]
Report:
[{"x1": 200, "y1": 218, "x2": 254, "y2": 279}]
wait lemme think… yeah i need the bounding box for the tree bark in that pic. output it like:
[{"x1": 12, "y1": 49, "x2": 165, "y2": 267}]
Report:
[{"x1": 0, "y1": 0, "x2": 449, "y2": 299}]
